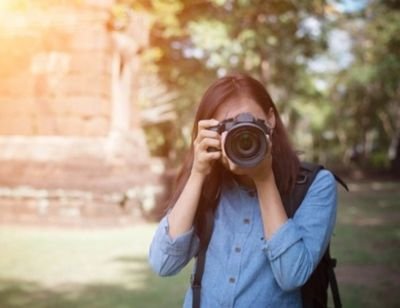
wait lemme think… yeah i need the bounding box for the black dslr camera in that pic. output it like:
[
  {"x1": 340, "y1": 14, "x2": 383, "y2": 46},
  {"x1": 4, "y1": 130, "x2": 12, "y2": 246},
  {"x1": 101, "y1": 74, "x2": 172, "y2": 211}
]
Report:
[{"x1": 208, "y1": 112, "x2": 272, "y2": 168}]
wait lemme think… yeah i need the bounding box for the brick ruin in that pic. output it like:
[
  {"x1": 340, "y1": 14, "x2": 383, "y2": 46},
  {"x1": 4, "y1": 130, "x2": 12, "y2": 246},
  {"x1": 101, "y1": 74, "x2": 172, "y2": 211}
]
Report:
[{"x1": 0, "y1": 0, "x2": 166, "y2": 226}]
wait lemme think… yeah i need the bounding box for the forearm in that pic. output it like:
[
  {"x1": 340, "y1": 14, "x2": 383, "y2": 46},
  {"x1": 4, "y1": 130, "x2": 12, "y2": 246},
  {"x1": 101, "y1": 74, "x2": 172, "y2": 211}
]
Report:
[
  {"x1": 261, "y1": 170, "x2": 338, "y2": 290},
  {"x1": 265, "y1": 226, "x2": 314, "y2": 291},
  {"x1": 149, "y1": 216, "x2": 200, "y2": 276},
  {"x1": 255, "y1": 174, "x2": 288, "y2": 239},
  {"x1": 167, "y1": 171, "x2": 205, "y2": 239}
]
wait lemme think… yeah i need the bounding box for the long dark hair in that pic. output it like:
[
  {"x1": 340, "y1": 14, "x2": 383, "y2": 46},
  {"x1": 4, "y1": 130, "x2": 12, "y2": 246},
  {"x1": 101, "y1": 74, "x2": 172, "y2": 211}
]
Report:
[{"x1": 166, "y1": 73, "x2": 300, "y2": 215}]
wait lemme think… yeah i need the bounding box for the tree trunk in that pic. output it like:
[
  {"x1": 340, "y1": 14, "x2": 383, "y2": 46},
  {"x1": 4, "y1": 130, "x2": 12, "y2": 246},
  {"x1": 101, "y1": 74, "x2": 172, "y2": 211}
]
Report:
[{"x1": 389, "y1": 132, "x2": 400, "y2": 176}]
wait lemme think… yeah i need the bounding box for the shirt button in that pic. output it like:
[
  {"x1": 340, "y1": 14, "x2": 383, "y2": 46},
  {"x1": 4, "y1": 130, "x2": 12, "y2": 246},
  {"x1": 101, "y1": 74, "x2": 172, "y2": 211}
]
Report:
[
  {"x1": 235, "y1": 246, "x2": 241, "y2": 253},
  {"x1": 243, "y1": 218, "x2": 250, "y2": 224},
  {"x1": 229, "y1": 277, "x2": 236, "y2": 283}
]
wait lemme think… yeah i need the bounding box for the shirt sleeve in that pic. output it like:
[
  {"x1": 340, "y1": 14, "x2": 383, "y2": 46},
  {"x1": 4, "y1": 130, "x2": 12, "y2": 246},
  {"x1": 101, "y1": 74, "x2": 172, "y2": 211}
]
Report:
[
  {"x1": 262, "y1": 169, "x2": 337, "y2": 291},
  {"x1": 148, "y1": 215, "x2": 200, "y2": 276}
]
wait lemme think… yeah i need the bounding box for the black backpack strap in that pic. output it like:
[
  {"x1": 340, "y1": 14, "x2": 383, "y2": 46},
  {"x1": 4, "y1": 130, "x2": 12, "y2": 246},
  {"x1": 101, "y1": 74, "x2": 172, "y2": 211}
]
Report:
[
  {"x1": 287, "y1": 162, "x2": 324, "y2": 217},
  {"x1": 288, "y1": 162, "x2": 348, "y2": 216},
  {"x1": 332, "y1": 174, "x2": 349, "y2": 192},
  {"x1": 191, "y1": 168, "x2": 223, "y2": 308},
  {"x1": 327, "y1": 250, "x2": 342, "y2": 308},
  {"x1": 191, "y1": 201, "x2": 217, "y2": 308},
  {"x1": 291, "y1": 162, "x2": 345, "y2": 308}
]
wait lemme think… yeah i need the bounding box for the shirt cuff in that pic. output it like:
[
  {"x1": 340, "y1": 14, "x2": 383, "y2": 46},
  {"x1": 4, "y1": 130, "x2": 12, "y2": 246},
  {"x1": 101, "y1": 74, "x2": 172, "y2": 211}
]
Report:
[
  {"x1": 157, "y1": 215, "x2": 196, "y2": 256},
  {"x1": 262, "y1": 219, "x2": 302, "y2": 261}
]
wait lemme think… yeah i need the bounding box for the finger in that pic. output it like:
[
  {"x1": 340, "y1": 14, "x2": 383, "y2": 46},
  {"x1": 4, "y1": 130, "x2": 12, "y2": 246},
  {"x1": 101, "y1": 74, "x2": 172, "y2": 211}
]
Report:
[
  {"x1": 197, "y1": 151, "x2": 221, "y2": 166},
  {"x1": 219, "y1": 142, "x2": 240, "y2": 171},
  {"x1": 198, "y1": 129, "x2": 220, "y2": 140},
  {"x1": 199, "y1": 138, "x2": 221, "y2": 151},
  {"x1": 204, "y1": 151, "x2": 221, "y2": 160},
  {"x1": 220, "y1": 131, "x2": 227, "y2": 156},
  {"x1": 219, "y1": 132, "x2": 231, "y2": 167},
  {"x1": 198, "y1": 119, "x2": 219, "y2": 131}
]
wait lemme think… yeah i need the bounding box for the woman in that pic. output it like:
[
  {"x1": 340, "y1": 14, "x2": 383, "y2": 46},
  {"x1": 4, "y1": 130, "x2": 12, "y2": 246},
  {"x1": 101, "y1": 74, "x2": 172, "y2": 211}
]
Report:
[{"x1": 148, "y1": 73, "x2": 337, "y2": 307}]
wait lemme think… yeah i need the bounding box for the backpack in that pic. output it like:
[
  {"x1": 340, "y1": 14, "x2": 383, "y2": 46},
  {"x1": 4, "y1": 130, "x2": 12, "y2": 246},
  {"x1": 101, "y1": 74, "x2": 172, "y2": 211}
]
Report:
[{"x1": 191, "y1": 162, "x2": 348, "y2": 308}]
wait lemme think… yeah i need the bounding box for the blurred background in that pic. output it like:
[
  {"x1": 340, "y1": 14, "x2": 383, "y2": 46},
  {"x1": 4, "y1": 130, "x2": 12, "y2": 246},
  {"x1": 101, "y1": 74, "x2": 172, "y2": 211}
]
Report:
[{"x1": 0, "y1": 0, "x2": 398, "y2": 307}]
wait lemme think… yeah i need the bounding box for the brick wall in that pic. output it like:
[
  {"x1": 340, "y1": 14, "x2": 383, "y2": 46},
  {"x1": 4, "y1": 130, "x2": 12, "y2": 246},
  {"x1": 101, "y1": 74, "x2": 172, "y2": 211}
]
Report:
[
  {"x1": 0, "y1": 1, "x2": 165, "y2": 225},
  {"x1": 0, "y1": 2, "x2": 112, "y2": 136}
]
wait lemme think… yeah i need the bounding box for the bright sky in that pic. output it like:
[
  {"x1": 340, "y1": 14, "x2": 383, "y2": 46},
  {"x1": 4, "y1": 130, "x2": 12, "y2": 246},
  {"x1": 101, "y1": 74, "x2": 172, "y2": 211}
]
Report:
[{"x1": 331, "y1": 0, "x2": 369, "y2": 13}]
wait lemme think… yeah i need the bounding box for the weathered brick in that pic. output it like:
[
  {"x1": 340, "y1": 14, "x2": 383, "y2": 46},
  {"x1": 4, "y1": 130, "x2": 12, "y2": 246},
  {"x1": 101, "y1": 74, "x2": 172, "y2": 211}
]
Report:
[
  {"x1": 0, "y1": 114, "x2": 34, "y2": 135},
  {"x1": 55, "y1": 116, "x2": 85, "y2": 136},
  {"x1": 69, "y1": 52, "x2": 112, "y2": 75},
  {"x1": 33, "y1": 114, "x2": 58, "y2": 135},
  {"x1": 55, "y1": 74, "x2": 111, "y2": 97},
  {"x1": 0, "y1": 75, "x2": 35, "y2": 98},
  {"x1": 84, "y1": 116, "x2": 109, "y2": 136},
  {"x1": 0, "y1": 0, "x2": 162, "y2": 226},
  {"x1": 70, "y1": 97, "x2": 109, "y2": 117},
  {"x1": 55, "y1": 97, "x2": 110, "y2": 116},
  {"x1": 70, "y1": 27, "x2": 111, "y2": 51},
  {"x1": 84, "y1": 0, "x2": 115, "y2": 10},
  {"x1": 0, "y1": 99, "x2": 33, "y2": 116}
]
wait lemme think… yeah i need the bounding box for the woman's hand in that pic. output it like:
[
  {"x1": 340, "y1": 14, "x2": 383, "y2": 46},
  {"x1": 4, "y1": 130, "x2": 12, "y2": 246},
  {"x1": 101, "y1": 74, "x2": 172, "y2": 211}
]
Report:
[
  {"x1": 191, "y1": 119, "x2": 222, "y2": 178},
  {"x1": 168, "y1": 119, "x2": 221, "y2": 239},
  {"x1": 221, "y1": 133, "x2": 274, "y2": 184}
]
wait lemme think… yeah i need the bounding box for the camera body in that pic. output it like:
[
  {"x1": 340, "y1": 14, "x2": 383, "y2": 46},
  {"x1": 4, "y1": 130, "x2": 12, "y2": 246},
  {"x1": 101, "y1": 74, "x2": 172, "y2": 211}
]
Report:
[{"x1": 208, "y1": 112, "x2": 271, "y2": 168}]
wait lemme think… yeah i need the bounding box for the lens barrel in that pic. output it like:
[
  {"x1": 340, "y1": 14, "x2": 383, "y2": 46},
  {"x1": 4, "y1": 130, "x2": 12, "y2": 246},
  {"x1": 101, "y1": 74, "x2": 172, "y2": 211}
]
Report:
[{"x1": 225, "y1": 123, "x2": 268, "y2": 168}]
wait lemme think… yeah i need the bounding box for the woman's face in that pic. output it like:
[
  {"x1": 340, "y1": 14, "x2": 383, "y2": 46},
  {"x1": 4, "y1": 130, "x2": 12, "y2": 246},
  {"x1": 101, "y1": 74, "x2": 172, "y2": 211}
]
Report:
[{"x1": 213, "y1": 96, "x2": 276, "y2": 176}]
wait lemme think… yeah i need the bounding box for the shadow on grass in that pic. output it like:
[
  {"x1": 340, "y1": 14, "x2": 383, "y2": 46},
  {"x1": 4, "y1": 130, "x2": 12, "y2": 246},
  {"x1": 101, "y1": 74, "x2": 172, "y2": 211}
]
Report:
[{"x1": 0, "y1": 256, "x2": 191, "y2": 308}]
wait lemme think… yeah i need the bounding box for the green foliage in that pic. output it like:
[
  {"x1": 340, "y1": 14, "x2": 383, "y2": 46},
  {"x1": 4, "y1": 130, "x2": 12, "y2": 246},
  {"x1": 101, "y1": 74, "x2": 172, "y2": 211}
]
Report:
[
  {"x1": 328, "y1": 0, "x2": 400, "y2": 169},
  {"x1": 117, "y1": 0, "x2": 399, "y2": 170},
  {"x1": 131, "y1": 0, "x2": 331, "y2": 164}
]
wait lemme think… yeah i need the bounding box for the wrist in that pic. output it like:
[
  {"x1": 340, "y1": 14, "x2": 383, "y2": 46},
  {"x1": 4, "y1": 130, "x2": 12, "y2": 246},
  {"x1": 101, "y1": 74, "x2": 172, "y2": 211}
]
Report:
[
  {"x1": 254, "y1": 171, "x2": 275, "y2": 189},
  {"x1": 189, "y1": 169, "x2": 207, "y2": 184}
]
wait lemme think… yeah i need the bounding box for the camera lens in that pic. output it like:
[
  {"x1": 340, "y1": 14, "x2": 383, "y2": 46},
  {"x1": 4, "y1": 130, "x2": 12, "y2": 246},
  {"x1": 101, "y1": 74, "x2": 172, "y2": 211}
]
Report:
[
  {"x1": 225, "y1": 124, "x2": 268, "y2": 168},
  {"x1": 238, "y1": 133, "x2": 253, "y2": 151},
  {"x1": 233, "y1": 131, "x2": 259, "y2": 156}
]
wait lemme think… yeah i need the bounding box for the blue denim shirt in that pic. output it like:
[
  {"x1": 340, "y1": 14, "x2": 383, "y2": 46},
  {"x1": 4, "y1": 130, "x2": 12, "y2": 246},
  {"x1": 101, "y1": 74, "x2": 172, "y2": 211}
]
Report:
[{"x1": 148, "y1": 170, "x2": 337, "y2": 308}]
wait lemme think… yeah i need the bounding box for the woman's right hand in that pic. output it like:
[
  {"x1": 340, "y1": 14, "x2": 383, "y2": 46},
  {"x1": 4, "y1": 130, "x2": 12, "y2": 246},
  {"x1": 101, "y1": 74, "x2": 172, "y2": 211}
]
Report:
[{"x1": 192, "y1": 119, "x2": 222, "y2": 177}]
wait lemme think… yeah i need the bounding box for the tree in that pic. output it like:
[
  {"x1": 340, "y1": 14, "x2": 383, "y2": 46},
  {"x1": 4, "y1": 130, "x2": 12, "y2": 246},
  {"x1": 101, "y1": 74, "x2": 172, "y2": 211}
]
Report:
[
  {"x1": 122, "y1": 0, "x2": 332, "y2": 164},
  {"x1": 328, "y1": 0, "x2": 400, "y2": 173},
  {"x1": 117, "y1": 0, "x2": 399, "y2": 175}
]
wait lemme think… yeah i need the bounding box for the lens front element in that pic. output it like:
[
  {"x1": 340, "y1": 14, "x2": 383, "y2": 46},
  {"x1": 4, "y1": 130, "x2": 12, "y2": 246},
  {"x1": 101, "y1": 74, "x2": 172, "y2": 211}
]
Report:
[
  {"x1": 225, "y1": 123, "x2": 268, "y2": 168},
  {"x1": 238, "y1": 133, "x2": 254, "y2": 151}
]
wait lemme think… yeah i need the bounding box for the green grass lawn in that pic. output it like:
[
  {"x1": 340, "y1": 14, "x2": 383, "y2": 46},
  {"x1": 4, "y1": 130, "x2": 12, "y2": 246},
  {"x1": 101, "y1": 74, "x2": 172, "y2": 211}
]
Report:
[
  {"x1": 0, "y1": 180, "x2": 399, "y2": 308},
  {"x1": 0, "y1": 224, "x2": 192, "y2": 308},
  {"x1": 330, "y1": 181, "x2": 400, "y2": 308}
]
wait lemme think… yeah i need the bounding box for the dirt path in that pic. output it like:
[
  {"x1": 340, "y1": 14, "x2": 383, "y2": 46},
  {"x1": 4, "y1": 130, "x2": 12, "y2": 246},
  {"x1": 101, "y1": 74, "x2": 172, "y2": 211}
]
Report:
[{"x1": 336, "y1": 264, "x2": 400, "y2": 289}]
